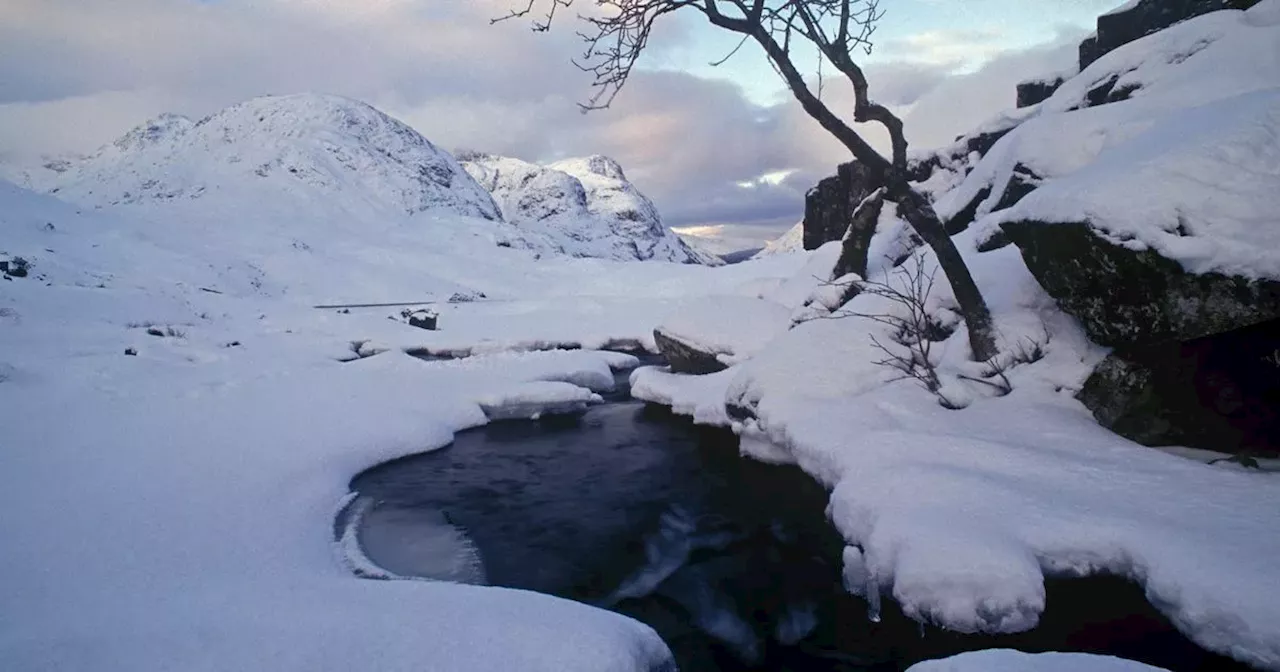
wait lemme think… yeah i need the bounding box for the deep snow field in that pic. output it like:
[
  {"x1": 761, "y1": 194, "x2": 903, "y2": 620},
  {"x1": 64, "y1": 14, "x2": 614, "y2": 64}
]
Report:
[
  {"x1": 3, "y1": 2, "x2": 1280, "y2": 671},
  {"x1": 0, "y1": 175, "x2": 823, "y2": 671}
]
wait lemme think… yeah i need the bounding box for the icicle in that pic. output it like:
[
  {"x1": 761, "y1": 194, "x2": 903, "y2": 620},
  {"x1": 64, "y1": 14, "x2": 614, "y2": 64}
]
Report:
[{"x1": 864, "y1": 574, "x2": 882, "y2": 623}]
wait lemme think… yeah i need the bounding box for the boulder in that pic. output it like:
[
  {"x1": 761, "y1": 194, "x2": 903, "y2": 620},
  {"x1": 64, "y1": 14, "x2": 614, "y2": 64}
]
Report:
[
  {"x1": 0, "y1": 256, "x2": 29, "y2": 278},
  {"x1": 653, "y1": 328, "x2": 727, "y2": 375},
  {"x1": 1000, "y1": 219, "x2": 1280, "y2": 347}
]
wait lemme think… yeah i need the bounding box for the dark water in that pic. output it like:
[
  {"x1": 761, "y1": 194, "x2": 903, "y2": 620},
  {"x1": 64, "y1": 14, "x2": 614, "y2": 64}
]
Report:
[{"x1": 347, "y1": 378, "x2": 1259, "y2": 671}]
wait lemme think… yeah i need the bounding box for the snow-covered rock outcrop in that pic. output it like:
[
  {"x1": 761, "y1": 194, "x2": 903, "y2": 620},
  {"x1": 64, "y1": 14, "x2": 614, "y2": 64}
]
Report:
[
  {"x1": 48, "y1": 94, "x2": 501, "y2": 222},
  {"x1": 460, "y1": 152, "x2": 720, "y2": 264}
]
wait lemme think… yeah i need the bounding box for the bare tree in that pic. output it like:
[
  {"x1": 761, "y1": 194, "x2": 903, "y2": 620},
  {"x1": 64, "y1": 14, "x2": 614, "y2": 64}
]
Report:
[{"x1": 497, "y1": 0, "x2": 998, "y2": 361}]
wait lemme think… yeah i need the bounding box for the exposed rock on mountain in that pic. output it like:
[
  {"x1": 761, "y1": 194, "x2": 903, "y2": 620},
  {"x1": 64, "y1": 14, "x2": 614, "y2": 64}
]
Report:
[{"x1": 461, "y1": 152, "x2": 721, "y2": 264}]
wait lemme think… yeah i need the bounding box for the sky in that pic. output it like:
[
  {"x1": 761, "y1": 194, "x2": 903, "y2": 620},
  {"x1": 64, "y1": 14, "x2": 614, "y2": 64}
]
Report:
[{"x1": 0, "y1": 0, "x2": 1123, "y2": 249}]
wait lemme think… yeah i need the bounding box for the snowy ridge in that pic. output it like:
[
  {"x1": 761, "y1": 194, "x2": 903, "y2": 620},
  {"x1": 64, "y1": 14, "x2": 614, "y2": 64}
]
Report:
[
  {"x1": 461, "y1": 152, "x2": 720, "y2": 264},
  {"x1": 50, "y1": 94, "x2": 501, "y2": 221},
  {"x1": 753, "y1": 222, "x2": 804, "y2": 257}
]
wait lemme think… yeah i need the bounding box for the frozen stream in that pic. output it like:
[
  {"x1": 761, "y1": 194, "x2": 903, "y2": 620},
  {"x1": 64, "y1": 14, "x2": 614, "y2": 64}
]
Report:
[{"x1": 344, "y1": 367, "x2": 1260, "y2": 672}]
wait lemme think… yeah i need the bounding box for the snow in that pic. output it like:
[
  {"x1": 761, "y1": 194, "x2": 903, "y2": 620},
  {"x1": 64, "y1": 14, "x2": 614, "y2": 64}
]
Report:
[
  {"x1": 991, "y1": 88, "x2": 1280, "y2": 280},
  {"x1": 631, "y1": 366, "x2": 738, "y2": 426},
  {"x1": 907, "y1": 650, "x2": 1168, "y2": 672},
  {"x1": 656, "y1": 295, "x2": 794, "y2": 366},
  {"x1": 0, "y1": 171, "x2": 820, "y2": 671}
]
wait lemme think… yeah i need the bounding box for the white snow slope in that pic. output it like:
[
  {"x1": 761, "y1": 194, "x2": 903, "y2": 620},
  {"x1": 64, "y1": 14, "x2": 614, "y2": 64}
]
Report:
[
  {"x1": 461, "y1": 152, "x2": 720, "y2": 264},
  {"x1": 633, "y1": 3, "x2": 1280, "y2": 670},
  {"x1": 0, "y1": 163, "x2": 816, "y2": 671},
  {"x1": 753, "y1": 221, "x2": 805, "y2": 257}
]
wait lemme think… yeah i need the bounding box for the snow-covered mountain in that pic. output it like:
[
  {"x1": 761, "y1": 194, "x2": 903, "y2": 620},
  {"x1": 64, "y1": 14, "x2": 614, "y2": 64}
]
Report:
[
  {"x1": 459, "y1": 152, "x2": 721, "y2": 265},
  {"x1": 46, "y1": 94, "x2": 502, "y2": 222},
  {"x1": 10, "y1": 93, "x2": 725, "y2": 266}
]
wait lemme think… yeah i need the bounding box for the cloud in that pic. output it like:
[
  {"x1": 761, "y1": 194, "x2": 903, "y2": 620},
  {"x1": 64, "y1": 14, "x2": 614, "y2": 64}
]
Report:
[
  {"x1": 0, "y1": 0, "x2": 1091, "y2": 246},
  {"x1": 878, "y1": 28, "x2": 1010, "y2": 70}
]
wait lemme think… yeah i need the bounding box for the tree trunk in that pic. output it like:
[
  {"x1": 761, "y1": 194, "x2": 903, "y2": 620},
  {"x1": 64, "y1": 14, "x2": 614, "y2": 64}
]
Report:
[{"x1": 891, "y1": 182, "x2": 998, "y2": 362}]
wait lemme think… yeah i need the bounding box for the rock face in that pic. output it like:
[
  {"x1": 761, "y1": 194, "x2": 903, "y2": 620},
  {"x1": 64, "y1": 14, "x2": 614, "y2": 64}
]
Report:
[
  {"x1": 653, "y1": 328, "x2": 727, "y2": 375},
  {"x1": 802, "y1": 161, "x2": 884, "y2": 250},
  {"x1": 461, "y1": 152, "x2": 720, "y2": 264}
]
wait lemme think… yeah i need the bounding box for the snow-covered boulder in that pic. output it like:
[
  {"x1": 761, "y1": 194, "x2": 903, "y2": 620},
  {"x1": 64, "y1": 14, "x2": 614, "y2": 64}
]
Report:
[
  {"x1": 653, "y1": 296, "x2": 793, "y2": 374},
  {"x1": 459, "y1": 153, "x2": 717, "y2": 264},
  {"x1": 47, "y1": 93, "x2": 501, "y2": 221}
]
